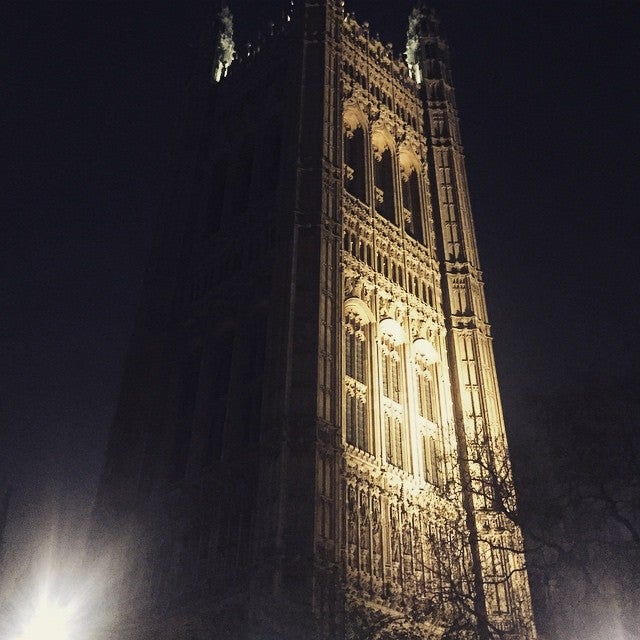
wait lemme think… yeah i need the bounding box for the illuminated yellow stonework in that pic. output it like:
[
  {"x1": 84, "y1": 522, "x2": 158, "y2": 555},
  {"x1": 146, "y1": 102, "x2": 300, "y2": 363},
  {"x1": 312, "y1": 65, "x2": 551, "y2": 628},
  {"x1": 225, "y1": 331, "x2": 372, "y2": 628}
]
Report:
[
  {"x1": 314, "y1": 8, "x2": 537, "y2": 638},
  {"x1": 94, "y1": 3, "x2": 537, "y2": 639}
]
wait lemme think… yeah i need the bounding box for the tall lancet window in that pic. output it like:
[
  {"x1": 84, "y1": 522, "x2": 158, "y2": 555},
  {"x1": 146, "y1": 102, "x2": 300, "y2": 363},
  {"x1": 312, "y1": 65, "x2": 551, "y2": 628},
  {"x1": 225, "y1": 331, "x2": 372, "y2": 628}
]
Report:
[
  {"x1": 344, "y1": 125, "x2": 366, "y2": 202},
  {"x1": 401, "y1": 163, "x2": 424, "y2": 243},
  {"x1": 415, "y1": 357, "x2": 435, "y2": 422},
  {"x1": 345, "y1": 324, "x2": 365, "y2": 383},
  {"x1": 344, "y1": 304, "x2": 373, "y2": 453},
  {"x1": 381, "y1": 338, "x2": 402, "y2": 403},
  {"x1": 413, "y1": 339, "x2": 442, "y2": 486},
  {"x1": 373, "y1": 136, "x2": 396, "y2": 224},
  {"x1": 379, "y1": 319, "x2": 408, "y2": 470}
]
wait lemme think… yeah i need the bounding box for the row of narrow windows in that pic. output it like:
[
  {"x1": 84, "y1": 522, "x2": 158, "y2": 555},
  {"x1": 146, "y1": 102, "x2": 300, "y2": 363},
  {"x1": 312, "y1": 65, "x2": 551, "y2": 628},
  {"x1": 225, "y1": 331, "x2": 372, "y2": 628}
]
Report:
[
  {"x1": 344, "y1": 126, "x2": 424, "y2": 243},
  {"x1": 426, "y1": 82, "x2": 445, "y2": 102},
  {"x1": 337, "y1": 487, "x2": 466, "y2": 598},
  {"x1": 344, "y1": 318, "x2": 442, "y2": 486},
  {"x1": 421, "y1": 56, "x2": 450, "y2": 83},
  {"x1": 430, "y1": 113, "x2": 451, "y2": 138},
  {"x1": 342, "y1": 231, "x2": 435, "y2": 306},
  {"x1": 342, "y1": 61, "x2": 420, "y2": 129}
]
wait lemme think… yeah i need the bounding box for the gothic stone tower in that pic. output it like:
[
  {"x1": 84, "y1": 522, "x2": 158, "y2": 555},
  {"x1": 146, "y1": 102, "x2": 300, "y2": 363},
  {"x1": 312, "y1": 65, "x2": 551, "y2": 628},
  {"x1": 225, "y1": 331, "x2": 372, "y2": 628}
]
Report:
[{"x1": 93, "y1": 2, "x2": 536, "y2": 639}]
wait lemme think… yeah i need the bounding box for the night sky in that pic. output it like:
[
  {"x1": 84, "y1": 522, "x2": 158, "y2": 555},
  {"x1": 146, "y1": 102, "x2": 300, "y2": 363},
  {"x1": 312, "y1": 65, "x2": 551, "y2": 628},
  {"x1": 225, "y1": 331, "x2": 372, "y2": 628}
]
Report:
[{"x1": 2, "y1": 1, "x2": 638, "y2": 561}]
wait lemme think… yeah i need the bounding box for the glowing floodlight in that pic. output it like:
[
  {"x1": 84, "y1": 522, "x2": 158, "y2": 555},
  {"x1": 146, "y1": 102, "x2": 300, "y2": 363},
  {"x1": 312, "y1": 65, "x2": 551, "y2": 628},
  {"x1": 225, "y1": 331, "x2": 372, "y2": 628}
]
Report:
[{"x1": 15, "y1": 599, "x2": 71, "y2": 640}]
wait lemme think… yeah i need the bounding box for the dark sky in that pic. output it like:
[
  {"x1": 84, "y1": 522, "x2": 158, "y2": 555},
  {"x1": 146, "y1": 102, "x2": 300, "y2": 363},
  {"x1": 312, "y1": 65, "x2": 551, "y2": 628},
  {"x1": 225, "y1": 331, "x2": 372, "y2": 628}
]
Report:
[{"x1": 2, "y1": 1, "x2": 639, "y2": 559}]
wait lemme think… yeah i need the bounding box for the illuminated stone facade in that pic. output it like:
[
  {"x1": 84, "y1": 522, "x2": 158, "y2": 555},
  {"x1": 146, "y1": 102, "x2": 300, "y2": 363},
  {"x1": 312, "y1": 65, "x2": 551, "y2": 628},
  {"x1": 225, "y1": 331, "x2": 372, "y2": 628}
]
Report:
[{"x1": 94, "y1": 2, "x2": 536, "y2": 639}]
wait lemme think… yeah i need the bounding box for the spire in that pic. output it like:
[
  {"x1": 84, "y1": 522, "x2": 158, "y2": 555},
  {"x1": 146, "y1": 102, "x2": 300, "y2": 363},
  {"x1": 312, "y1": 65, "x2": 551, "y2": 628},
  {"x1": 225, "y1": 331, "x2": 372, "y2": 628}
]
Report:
[
  {"x1": 407, "y1": 4, "x2": 442, "y2": 40},
  {"x1": 212, "y1": 4, "x2": 235, "y2": 82},
  {"x1": 405, "y1": 7, "x2": 423, "y2": 84},
  {"x1": 406, "y1": 5, "x2": 449, "y2": 85}
]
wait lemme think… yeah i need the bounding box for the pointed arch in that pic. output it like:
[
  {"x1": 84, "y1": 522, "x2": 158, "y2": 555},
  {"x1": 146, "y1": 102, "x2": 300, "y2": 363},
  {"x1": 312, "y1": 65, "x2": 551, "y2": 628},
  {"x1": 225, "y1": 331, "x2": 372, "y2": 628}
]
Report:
[
  {"x1": 412, "y1": 338, "x2": 442, "y2": 485},
  {"x1": 344, "y1": 297, "x2": 375, "y2": 324},
  {"x1": 413, "y1": 337, "x2": 439, "y2": 364},
  {"x1": 343, "y1": 107, "x2": 368, "y2": 203},
  {"x1": 378, "y1": 318, "x2": 408, "y2": 469},
  {"x1": 399, "y1": 149, "x2": 424, "y2": 243},
  {"x1": 344, "y1": 298, "x2": 375, "y2": 453},
  {"x1": 371, "y1": 128, "x2": 397, "y2": 224},
  {"x1": 379, "y1": 317, "x2": 407, "y2": 345}
]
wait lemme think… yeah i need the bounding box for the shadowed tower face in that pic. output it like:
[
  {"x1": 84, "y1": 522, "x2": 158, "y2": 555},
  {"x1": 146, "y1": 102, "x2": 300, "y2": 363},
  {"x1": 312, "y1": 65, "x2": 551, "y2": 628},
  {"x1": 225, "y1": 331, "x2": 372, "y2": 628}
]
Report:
[{"x1": 93, "y1": 2, "x2": 537, "y2": 639}]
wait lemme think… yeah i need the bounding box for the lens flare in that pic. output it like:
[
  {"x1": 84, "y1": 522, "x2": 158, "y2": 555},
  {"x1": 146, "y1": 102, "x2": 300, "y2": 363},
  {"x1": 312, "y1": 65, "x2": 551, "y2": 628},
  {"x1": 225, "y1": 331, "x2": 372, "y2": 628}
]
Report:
[
  {"x1": 2, "y1": 519, "x2": 138, "y2": 640},
  {"x1": 15, "y1": 599, "x2": 71, "y2": 640}
]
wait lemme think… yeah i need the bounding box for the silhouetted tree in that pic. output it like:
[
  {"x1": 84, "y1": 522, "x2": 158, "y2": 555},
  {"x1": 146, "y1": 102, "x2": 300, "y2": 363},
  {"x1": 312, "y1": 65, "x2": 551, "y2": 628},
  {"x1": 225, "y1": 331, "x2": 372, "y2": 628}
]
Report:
[{"x1": 509, "y1": 383, "x2": 640, "y2": 640}]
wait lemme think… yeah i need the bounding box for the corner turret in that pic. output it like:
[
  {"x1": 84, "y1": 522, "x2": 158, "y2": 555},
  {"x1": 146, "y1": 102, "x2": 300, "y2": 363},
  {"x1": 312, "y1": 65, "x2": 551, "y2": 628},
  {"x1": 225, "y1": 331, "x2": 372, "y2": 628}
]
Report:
[
  {"x1": 408, "y1": 6, "x2": 538, "y2": 639},
  {"x1": 212, "y1": 5, "x2": 235, "y2": 82},
  {"x1": 406, "y1": 5, "x2": 451, "y2": 86}
]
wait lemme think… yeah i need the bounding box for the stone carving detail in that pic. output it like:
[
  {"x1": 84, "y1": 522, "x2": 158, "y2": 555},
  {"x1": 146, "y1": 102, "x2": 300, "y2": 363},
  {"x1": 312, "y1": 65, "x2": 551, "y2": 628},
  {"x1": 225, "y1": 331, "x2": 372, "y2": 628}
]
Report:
[
  {"x1": 339, "y1": 445, "x2": 474, "y2": 622},
  {"x1": 343, "y1": 264, "x2": 374, "y2": 307},
  {"x1": 332, "y1": 10, "x2": 536, "y2": 638},
  {"x1": 371, "y1": 493, "x2": 383, "y2": 582},
  {"x1": 347, "y1": 483, "x2": 358, "y2": 569}
]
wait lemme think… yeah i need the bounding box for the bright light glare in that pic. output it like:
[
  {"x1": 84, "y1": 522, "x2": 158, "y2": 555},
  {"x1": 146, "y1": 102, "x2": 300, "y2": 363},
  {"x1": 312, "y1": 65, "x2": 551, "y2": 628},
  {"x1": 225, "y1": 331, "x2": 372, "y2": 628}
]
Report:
[
  {"x1": 15, "y1": 600, "x2": 70, "y2": 640},
  {"x1": 4, "y1": 526, "x2": 133, "y2": 640}
]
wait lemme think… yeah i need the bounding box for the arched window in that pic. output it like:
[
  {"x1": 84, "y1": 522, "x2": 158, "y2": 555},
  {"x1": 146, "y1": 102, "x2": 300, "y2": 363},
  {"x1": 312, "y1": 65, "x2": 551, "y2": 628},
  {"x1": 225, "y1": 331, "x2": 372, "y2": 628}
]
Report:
[
  {"x1": 413, "y1": 338, "x2": 442, "y2": 485},
  {"x1": 379, "y1": 319, "x2": 408, "y2": 470},
  {"x1": 373, "y1": 135, "x2": 396, "y2": 223},
  {"x1": 385, "y1": 414, "x2": 404, "y2": 469},
  {"x1": 422, "y1": 433, "x2": 440, "y2": 486},
  {"x1": 344, "y1": 114, "x2": 366, "y2": 202},
  {"x1": 401, "y1": 166, "x2": 423, "y2": 242},
  {"x1": 381, "y1": 337, "x2": 404, "y2": 468},
  {"x1": 345, "y1": 323, "x2": 366, "y2": 383},
  {"x1": 344, "y1": 301, "x2": 374, "y2": 453},
  {"x1": 415, "y1": 360, "x2": 435, "y2": 422},
  {"x1": 381, "y1": 336, "x2": 402, "y2": 403}
]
